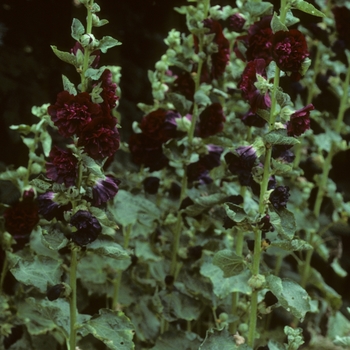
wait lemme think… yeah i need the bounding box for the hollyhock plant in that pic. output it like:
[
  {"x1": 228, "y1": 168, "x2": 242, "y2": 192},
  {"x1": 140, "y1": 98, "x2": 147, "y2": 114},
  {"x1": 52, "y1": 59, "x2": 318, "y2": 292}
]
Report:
[
  {"x1": 69, "y1": 210, "x2": 102, "y2": 246},
  {"x1": 91, "y1": 175, "x2": 120, "y2": 206},
  {"x1": 98, "y1": 68, "x2": 119, "y2": 114},
  {"x1": 140, "y1": 109, "x2": 179, "y2": 143},
  {"x1": 287, "y1": 104, "x2": 314, "y2": 136},
  {"x1": 4, "y1": 189, "x2": 39, "y2": 242},
  {"x1": 46, "y1": 146, "x2": 78, "y2": 187},
  {"x1": 269, "y1": 185, "x2": 290, "y2": 210},
  {"x1": 173, "y1": 71, "x2": 195, "y2": 101},
  {"x1": 272, "y1": 144, "x2": 295, "y2": 163},
  {"x1": 78, "y1": 116, "x2": 120, "y2": 160},
  {"x1": 37, "y1": 191, "x2": 72, "y2": 221},
  {"x1": 241, "y1": 110, "x2": 267, "y2": 128},
  {"x1": 238, "y1": 58, "x2": 271, "y2": 112},
  {"x1": 271, "y1": 29, "x2": 309, "y2": 81},
  {"x1": 48, "y1": 91, "x2": 102, "y2": 138},
  {"x1": 197, "y1": 103, "x2": 226, "y2": 138}
]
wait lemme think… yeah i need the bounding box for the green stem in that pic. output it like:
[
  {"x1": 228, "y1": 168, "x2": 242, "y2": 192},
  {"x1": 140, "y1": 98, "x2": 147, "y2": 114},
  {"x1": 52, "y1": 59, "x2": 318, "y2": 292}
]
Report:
[
  {"x1": 0, "y1": 256, "x2": 8, "y2": 293},
  {"x1": 81, "y1": 0, "x2": 94, "y2": 93},
  {"x1": 230, "y1": 229, "x2": 244, "y2": 334},
  {"x1": 112, "y1": 225, "x2": 132, "y2": 309},
  {"x1": 69, "y1": 248, "x2": 78, "y2": 350}
]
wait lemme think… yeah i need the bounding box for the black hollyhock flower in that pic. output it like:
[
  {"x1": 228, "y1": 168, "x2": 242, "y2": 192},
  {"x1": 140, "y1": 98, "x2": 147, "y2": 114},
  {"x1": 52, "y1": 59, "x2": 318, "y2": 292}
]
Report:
[
  {"x1": 37, "y1": 191, "x2": 71, "y2": 221},
  {"x1": 70, "y1": 210, "x2": 102, "y2": 246},
  {"x1": 241, "y1": 111, "x2": 267, "y2": 128},
  {"x1": 225, "y1": 145, "x2": 257, "y2": 186},
  {"x1": 197, "y1": 103, "x2": 226, "y2": 138},
  {"x1": 230, "y1": 13, "x2": 246, "y2": 33},
  {"x1": 92, "y1": 175, "x2": 120, "y2": 206},
  {"x1": 47, "y1": 284, "x2": 65, "y2": 301},
  {"x1": 269, "y1": 186, "x2": 290, "y2": 210},
  {"x1": 258, "y1": 214, "x2": 274, "y2": 233},
  {"x1": 286, "y1": 104, "x2": 314, "y2": 137},
  {"x1": 272, "y1": 145, "x2": 295, "y2": 163},
  {"x1": 143, "y1": 177, "x2": 160, "y2": 194}
]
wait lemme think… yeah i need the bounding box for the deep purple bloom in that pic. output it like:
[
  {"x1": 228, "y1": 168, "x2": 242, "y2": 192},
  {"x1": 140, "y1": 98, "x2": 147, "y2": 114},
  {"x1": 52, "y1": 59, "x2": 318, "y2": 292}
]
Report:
[
  {"x1": 173, "y1": 71, "x2": 195, "y2": 101},
  {"x1": 200, "y1": 145, "x2": 223, "y2": 170},
  {"x1": 143, "y1": 177, "x2": 160, "y2": 194},
  {"x1": 269, "y1": 186, "x2": 290, "y2": 210},
  {"x1": 258, "y1": 214, "x2": 274, "y2": 233},
  {"x1": 98, "y1": 69, "x2": 119, "y2": 114},
  {"x1": 197, "y1": 103, "x2": 226, "y2": 138},
  {"x1": 225, "y1": 145, "x2": 257, "y2": 186},
  {"x1": 47, "y1": 284, "x2": 65, "y2": 301},
  {"x1": 140, "y1": 109, "x2": 179, "y2": 143},
  {"x1": 239, "y1": 59, "x2": 271, "y2": 113},
  {"x1": 272, "y1": 145, "x2": 295, "y2": 163},
  {"x1": 46, "y1": 146, "x2": 78, "y2": 187},
  {"x1": 128, "y1": 133, "x2": 168, "y2": 171},
  {"x1": 272, "y1": 30, "x2": 309, "y2": 81},
  {"x1": 241, "y1": 110, "x2": 267, "y2": 128},
  {"x1": 70, "y1": 210, "x2": 102, "y2": 246},
  {"x1": 4, "y1": 189, "x2": 39, "y2": 243},
  {"x1": 92, "y1": 175, "x2": 120, "y2": 206},
  {"x1": 246, "y1": 16, "x2": 273, "y2": 62},
  {"x1": 78, "y1": 116, "x2": 120, "y2": 159},
  {"x1": 37, "y1": 191, "x2": 71, "y2": 221},
  {"x1": 287, "y1": 104, "x2": 314, "y2": 136},
  {"x1": 48, "y1": 91, "x2": 102, "y2": 138},
  {"x1": 230, "y1": 13, "x2": 246, "y2": 33}
]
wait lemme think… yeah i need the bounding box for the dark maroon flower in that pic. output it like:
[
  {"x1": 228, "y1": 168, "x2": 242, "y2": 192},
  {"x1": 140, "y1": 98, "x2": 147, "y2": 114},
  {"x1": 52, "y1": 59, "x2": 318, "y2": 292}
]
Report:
[
  {"x1": 143, "y1": 176, "x2": 160, "y2": 194},
  {"x1": 200, "y1": 144, "x2": 223, "y2": 170},
  {"x1": 287, "y1": 104, "x2": 314, "y2": 136},
  {"x1": 332, "y1": 6, "x2": 350, "y2": 48},
  {"x1": 70, "y1": 210, "x2": 102, "y2": 246},
  {"x1": 78, "y1": 117, "x2": 120, "y2": 159},
  {"x1": 47, "y1": 284, "x2": 65, "y2": 301},
  {"x1": 225, "y1": 145, "x2": 257, "y2": 186},
  {"x1": 92, "y1": 175, "x2": 120, "y2": 206},
  {"x1": 272, "y1": 29, "x2": 309, "y2": 81},
  {"x1": 258, "y1": 214, "x2": 274, "y2": 233},
  {"x1": 98, "y1": 69, "x2": 118, "y2": 113},
  {"x1": 194, "y1": 19, "x2": 230, "y2": 80},
  {"x1": 269, "y1": 186, "x2": 290, "y2": 210},
  {"x1": 4, "y1": 190, "x2": 39, "y2": 242},
  {"x1": 46, "y1": 146, "x2": 78, "y2": 187},
  {"x1": 37, "y1": 191, "x2": 72, "y2": 221},
  {"x1": 173, "y1": 71, "x2": 195, "y2": 101},
  {"x1": 241, "y1": 110, "x2": 267, "y2": 128},
  {"x1": 230, "y1": 13, "x2": 246, "y2": 33},
  {"x1": 197, "y1": 103, "x2": 226, "y2": 138},
  {"x1": 272, "y1": 145, "x2": 295, "y2": 163},
  {"x1": 48, "y1": 91, "x2": 102, "y2": 138},
  {"x1": 239, "y1": 59, "x2": 271, "y2": 113},
  {"x1": 128, "y1": 133, "x2": 168, "y2": 171},
  {"x1": 246, "y1": 16, "x2": 273, "y2": 62},
  {"x1": 140, "y1": 109, "x2": 179, "y2": 143}
]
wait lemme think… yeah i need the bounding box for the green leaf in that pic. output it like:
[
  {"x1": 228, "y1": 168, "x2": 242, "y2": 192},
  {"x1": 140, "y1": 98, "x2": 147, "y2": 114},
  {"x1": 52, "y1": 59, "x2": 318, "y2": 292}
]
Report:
[
  {"x1": 266, "y1": 275, "x2": 312, "y2": 321},
  {"x1": 224, "y1": 203, "x2": 250, "y2": 223},
  {"x1": 270, "y1": 208, "x2": 296, "y2": 239},
  {"x1": 212, "y1": 249, "x2": 246, "y2": 277},
  {"x1": 271, "y1": 12, "x2": 288, "y2": 33},
  {"x1": 51, "y1": 46, "x2": 77, "y2": 67},
  {"x1": 84, "y1": 65, "x2": 108, "y2": 80},
  {"x1": 243, "y1": 1, "x2": 273, "y2": 18},
  {"x1": 87, "y1": 238, "x2": 130, "y2": 260},
  {"x1": 271, "y1": 238, "x2": 313, "y2": 251},
  {"x1": 71, "y1": 18, "x2": 85, "y2": 41},
  {"x1": 80, "y1": 309, "x2": 135, "y2": 350},
  {"x1": 185, "y1": 193, "x2": 227, "y2": 216},
  {"x1": 112, "y1": 189, "x2": 161, "y2": 227},
  {"x1": 41, "y1": 229, "x2": 69, "y2": 251},
  {"x1": 199, "y1": 327, "x2": 251, "y2": 350},
  {"x1": 160, "y1": 290, "x2": 202, "y2": 322},
  {"x1": 271, "y1": 158, "x2": 293, "y2": 176},
  {"x1": 7, "y1": 252, "x2": 64, "y2": 293},
  {"x1": 264, "y1": 129, "x2": 300, "y2": 146},
  {"x1": 167, "y1": 92, "x2": 193, "y2": 116},
  {"x1": 200, "y1": 260, "x2": 251, "y2": 299},
  {"x1": 292, "y1": 0, "x2": 326, "y2": 17},
  {"x1": 267, "y1": 340, "x2": 285, "y2": 350},
  {"x1": 62, "y1": 75, "x2": 77, "y2": 95},
  {"x1": 151, "y1": 330, "x2": 202, "y2": 350},
  {"x1": 194, "y1": 89, "x2": 211, "y2": 107},
  {"x1": 98, "y1": 36, "x2": 122, "y2": 53}
]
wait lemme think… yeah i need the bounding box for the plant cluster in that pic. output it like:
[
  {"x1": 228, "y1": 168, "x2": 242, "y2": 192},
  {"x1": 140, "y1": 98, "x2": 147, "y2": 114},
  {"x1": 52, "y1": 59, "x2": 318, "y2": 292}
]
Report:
[{"x1": 0, "y1": 0, "x2": 350, "y2": 349}]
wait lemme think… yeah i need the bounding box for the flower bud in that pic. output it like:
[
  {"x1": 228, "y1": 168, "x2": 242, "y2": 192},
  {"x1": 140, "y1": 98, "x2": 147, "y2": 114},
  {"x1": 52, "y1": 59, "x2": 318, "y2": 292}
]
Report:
[
  {"x1": 80, "y1": 34, "x2": 99, "y2": 50},
  {"x1": 47, "y1": 284, "x2": 65, "y2": 301},
  {"x1": 248, "y1": 274, "x2": 266, "y2": 290}
]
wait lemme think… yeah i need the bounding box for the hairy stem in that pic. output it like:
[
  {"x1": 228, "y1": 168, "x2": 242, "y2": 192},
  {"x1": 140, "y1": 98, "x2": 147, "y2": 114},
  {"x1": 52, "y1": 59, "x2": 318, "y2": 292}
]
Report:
[{"x1": 69, "y1": 248, "x2": 78, "y2": 350}]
